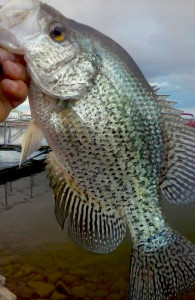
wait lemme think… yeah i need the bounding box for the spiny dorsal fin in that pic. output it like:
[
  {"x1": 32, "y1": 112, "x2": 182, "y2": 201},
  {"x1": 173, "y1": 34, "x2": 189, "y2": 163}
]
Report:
[
  {"x1": 20, "y1": 120, "x2": 44, "y2": 166},
  {"x1": 156, "y1": 98, "x2": 177, "y2": 107},
  {"x1": 160, "y1": 107, "x2": 183, "y2": 115},
  {"x1": 157, "y1": 94, "x2": 170, "y2": 100},
  {"x1": 157, "y1": 97, "x2": 195, "y2": 204},
  {"x1": 151, "y1": 85, "x2": 160, "y2": 92},
  {"x1": 46, "y1": 152, "x2": 126, "y2": 254}
]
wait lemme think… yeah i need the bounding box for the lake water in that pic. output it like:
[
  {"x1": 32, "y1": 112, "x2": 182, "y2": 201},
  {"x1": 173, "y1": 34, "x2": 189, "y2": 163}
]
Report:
[
  {"x1": 0, "y1": 150, "x2": 20, "y2": 170},
  {"x1": 0, "y1": 149, "x2": 194, "y2": 299}
]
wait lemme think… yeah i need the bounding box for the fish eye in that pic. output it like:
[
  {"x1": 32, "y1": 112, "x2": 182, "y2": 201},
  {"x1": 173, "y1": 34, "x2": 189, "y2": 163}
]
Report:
[{"x1": 50, "y1": 23, "x2": 66, "y2": 42}]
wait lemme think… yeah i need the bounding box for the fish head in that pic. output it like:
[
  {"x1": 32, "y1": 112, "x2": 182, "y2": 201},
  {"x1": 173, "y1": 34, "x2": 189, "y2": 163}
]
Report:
[{"x1": 0, "y1": 0, "x2": 99, "y2": 99}]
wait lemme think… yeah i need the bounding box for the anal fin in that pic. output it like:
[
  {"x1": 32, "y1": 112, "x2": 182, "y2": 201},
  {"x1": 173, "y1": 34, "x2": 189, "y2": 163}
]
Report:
[{"x1": 46, "y1": 152, "x2": 126, "y2": 254}]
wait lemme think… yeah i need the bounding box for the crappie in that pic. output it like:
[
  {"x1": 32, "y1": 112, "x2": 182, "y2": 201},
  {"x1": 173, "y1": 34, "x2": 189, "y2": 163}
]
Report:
[{"x1": 0, "y1": 0, "x2": 194, "y2": 299}]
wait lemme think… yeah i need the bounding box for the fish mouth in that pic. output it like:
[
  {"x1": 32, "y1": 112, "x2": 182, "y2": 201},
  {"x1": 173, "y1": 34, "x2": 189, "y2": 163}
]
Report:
[
  {"x1": 0, "y1": 0, "x2": 41, "y2": 55},
  {"x1": 0, "y1": 28, "x2": 25, "y2": 54}
]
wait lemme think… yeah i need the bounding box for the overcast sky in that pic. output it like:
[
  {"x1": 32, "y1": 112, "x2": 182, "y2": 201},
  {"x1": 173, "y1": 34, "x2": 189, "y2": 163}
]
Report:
[{"x1": 15, "y1": 0, "x2": 195, "y2": 114}]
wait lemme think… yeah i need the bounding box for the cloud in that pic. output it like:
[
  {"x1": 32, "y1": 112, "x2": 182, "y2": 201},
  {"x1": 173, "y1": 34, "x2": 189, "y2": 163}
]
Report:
[{"x1": 150, "y1": 82, "x2": 174, "y2": 88}]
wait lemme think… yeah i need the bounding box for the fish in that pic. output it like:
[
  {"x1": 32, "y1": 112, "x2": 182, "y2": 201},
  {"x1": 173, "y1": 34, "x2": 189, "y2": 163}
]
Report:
[{"x1": 0, "y1": 0, "x2": 195, "y2": 299}]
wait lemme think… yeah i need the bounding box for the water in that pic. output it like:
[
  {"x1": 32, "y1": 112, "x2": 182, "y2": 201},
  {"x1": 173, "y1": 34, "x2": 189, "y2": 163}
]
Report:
[
  {"x1": 0, "y1": 154, "x2": 194, "y2": 299},
  {"x1": 0, "y1": 171, "x2": 131, "y2": 300},
  {"x1": 0, "y1": 150, "x2": 20, "y2": 170}
]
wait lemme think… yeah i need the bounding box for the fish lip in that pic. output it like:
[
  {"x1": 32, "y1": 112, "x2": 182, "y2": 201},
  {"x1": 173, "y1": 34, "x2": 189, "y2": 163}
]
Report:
[
  {"x1": 0, "y1": 28, "x2": 25, "y2": 54},
  {"x1": 0, "y1": 0, "x2": 41, "y2": 55},
  {"x1": 0, "y1": 43, "x2": 25, "y2": 55}
]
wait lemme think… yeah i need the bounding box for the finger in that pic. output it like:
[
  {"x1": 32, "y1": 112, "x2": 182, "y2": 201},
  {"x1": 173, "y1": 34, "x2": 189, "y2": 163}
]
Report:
[
  {"x1": 2, "y1": 61, "x2": 30, "y2": 83},
  {"x1": 0, "y1": 79, "x2": 28, "y2": 105},
  {"x1": 0, "y1": 96, "x2": 12, "y2": 122},
  {"x1": 0, "y1": 48, "x2": 16, "y2": 64}
]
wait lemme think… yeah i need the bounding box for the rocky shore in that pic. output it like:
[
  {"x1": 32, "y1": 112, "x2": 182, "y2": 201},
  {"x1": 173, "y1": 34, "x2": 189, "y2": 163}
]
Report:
[
  {"x1": 1, "y1": 241, "x2": 195, "y2": 300},
  {"x1": 0, "y1": 242, "x2": 130, "y2": 300}
]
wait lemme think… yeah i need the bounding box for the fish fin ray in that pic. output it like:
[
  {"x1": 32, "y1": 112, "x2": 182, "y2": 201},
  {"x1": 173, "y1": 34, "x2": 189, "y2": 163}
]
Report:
[
  {"x1": 129, "y1": 232, "x2": 195, "y2": 300},
  {"x1": 158, "y1": 98, "x2": 195, "y2": 204},
  {"x1": 46, "y1": 152, "x2": 126, "y2": 253},
  {"x1": 20, "y1": 120, "x2": 44, "y2": 166},
  {"x1": 58, "y1": 102, "x2": 91, "y2": 144}
]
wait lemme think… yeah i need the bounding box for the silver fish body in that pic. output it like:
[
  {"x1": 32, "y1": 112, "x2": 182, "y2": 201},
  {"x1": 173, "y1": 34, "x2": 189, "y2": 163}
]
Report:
[
  {"x1": 0, "y1": 1, "x2": 195, "y2": 299},
  {"x1": 29, "y1": 64, "x2": 170, "y2": 253}
]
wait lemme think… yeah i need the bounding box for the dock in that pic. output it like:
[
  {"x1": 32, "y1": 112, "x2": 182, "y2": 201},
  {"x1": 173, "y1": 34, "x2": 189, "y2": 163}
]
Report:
[
  {"x1": 0, "y1": 145, "x2": 49, "y2": 151},
  {"x1": 0, "y1": 158, "x2": 47, "y2": 185},
  {"x1": 0, "y1": 119, "x2": 29, "y2": 145},
  {"x1": 0, "y1": 147, "x2": 50, "y2": 185},
  {"x1": 0, "y1": 116, "x2": 49, "y2": 183}
]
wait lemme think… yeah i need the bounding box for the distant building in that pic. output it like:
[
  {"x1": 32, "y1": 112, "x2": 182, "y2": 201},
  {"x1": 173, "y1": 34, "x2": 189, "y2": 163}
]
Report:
[
  {"x1": 8, "y1": 109, "x2": 24, "y2": 120},
  {"x1": 22, "y1": 113, "x2": 32, "y2": 120}
]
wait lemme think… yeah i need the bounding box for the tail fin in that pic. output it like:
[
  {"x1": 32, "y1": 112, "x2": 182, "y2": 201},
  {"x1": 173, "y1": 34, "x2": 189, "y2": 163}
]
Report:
[{"x1": 128, "y1": 232, "x2": 195, "y2": 300}]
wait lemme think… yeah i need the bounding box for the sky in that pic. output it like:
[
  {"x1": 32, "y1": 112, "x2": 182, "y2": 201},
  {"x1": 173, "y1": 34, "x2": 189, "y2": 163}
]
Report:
[{"x1": 12, "y1": 0, "x2": 195, "y2": 115}]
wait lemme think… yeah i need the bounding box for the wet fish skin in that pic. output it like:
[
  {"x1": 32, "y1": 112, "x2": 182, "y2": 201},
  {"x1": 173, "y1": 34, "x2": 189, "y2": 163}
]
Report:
[
  {"x1": 29, "y1": 67, "x2": 169, "y2": 253},
  {"x1": 30, "y1": 2, "x2": 168, "y2": 252},
  {"x1": 0, "y1": 1, "x2": 195, "y2": 299}
]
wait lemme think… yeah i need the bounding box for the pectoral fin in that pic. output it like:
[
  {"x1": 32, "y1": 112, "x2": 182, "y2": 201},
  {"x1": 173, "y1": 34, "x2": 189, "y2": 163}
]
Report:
[{"x1": 20, "y1": 120, "x2": 44, "y2": 166}]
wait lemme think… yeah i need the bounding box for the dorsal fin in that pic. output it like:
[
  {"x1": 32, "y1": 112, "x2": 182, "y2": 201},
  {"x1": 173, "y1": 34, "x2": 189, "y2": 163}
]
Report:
[
  {"x1": 157, "y1": 98, "x2": 195, "y2": 204},
  {"x1": 20, "y1": 120, "x2": 44, "y2": 166},
  {"x1": 46, "y1": 152, "x2": 126, "y2": 253},
  {"x1": 157, "y1": 99, "x2": 177, "y2": 107}
]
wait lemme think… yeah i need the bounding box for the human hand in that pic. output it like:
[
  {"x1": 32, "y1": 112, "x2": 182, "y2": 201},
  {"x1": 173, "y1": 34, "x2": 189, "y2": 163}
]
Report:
[{"x1": 0, "y1": 48, "x2": 30, "y2": 122}]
